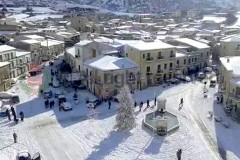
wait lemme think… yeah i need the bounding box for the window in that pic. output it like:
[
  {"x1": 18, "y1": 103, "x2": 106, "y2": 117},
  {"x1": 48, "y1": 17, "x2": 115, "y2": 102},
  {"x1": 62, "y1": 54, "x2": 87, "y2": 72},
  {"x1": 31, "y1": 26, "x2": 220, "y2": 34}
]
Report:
[
  {"x1": 78, "y1": 49, "x2": 80, "y2": 56},
  {"x1": 170, "y1": 63, "x2": 173, "y2": 68},
  {"x1": 142, "y1": 54, "x2": 145, "y2": 58},
  {"x1": 126, "y1": 53, "x2": 128, "y2": 57},
  {"x1": 201, "y1": 53, "x2": 203, "y2": 57},
  {"x1": 86, "y1": 69, "x2": 88, "y2": 76},
  {"x1": 236, "y1": 87, "x2": 240, "y2": 95},
  {"x1": 207, "y1": 52, "x2": 209, "y2": 56},
  {"x1": 157, "y1": 64, "x2": 161, "y2": 71},
  {"x1": 78, "y1": 65, "x2": 81, "y2": 71},
  {"x1": 146, "y1": 66, "x2": 150, "y2": 73},
  {"x1": 0, "y1": 55, "x2": 2, "y2": 61},
  {"x1": 164, "y1": 64, "x2": 167, "y2": 69},
  {"x1": 89, "y1": 71, "x2": 92, "y2": 76},
  {"x1": 147, "y1": 53, "x2": 150, "y2": 58},
  {"x1": 170, "y1": 50, "x2": 175, "y2": 57},
  {"x1": 184, "y1": 59, "x2": 186, "y2": 64},
  {"x1": 177, "y1": 60, "x2": 179, "y2": 65},
  {"x1": 195, "y1": 57, "x2": 197, "y2": 62},
  {"x1": 188, "y1": 59, "x2": 191, "y2": 64},
  {"x1": 158, "y1": 52, "x2": 161, "y2": 58}
]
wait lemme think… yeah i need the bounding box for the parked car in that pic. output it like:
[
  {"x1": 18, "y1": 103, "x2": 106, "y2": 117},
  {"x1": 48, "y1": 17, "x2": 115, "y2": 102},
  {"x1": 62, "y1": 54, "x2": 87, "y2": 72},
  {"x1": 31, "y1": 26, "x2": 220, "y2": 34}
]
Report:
[
  {"x1": 87, "y1": 99, "x2": 102, "y2": 108},
  {"x1": 16, "y1": 150, "x2": 41, "y2": 160},
  {"x1": 54, "y1": 56, "x2": 59, "y2": 60},
  {"x1": 167, "y1": 78, "x2": 181, "y2": 84},
  {"x1": 204, "y1": 67, "x2": 212, "y2": 73},
  {"x1": 210, "y1": 77, "x2": 217, "y2": 88},
  {"x1": 43, "y1": 90, "x2": 52, "y2": 99},
  {"x1": 54, "y1": 90, "x2": 63, "y2": 98},
  {"x1": 0, "y1": 92, "x2": 20, "y2": 104},
  {"x1": 176, "y1": 75, "x2": 191, "y2": 82},
  {"x1": 60, "y1": 102, "x2": 72, "y2": 111},
  {"x1": 58, "y1": 95, "x2": 66, "y2": 104},
  {"x1": 198, "y1": 72, "x2": 206, "y2": 79}
]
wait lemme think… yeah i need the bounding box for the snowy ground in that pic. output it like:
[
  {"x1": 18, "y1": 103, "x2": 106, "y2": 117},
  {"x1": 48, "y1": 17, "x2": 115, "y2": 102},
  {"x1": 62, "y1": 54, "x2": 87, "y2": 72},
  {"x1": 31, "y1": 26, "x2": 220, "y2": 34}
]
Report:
[{"x1": 0, "y1": 62, "x2": 240, "y2": 160}]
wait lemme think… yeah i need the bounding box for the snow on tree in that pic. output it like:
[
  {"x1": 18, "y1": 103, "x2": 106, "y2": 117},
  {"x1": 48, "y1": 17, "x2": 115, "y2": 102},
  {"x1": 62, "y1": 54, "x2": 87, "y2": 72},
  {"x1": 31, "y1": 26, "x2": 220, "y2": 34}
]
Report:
[{"x1": 115, "y1": 85, "x2": 136, "y2": 131}]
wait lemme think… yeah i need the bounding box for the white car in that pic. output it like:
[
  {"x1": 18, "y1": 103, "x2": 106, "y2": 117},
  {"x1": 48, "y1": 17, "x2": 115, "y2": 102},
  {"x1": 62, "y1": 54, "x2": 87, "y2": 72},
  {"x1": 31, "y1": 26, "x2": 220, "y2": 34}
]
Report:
[
  {"x1": 54, "y1": 56, "x2": 59, "y2": 60},
  {"x1": 60, "y1": 102, "x2": 72, "y2": 111},
  {"x1": 16, "y1": 150, "x2": 41, "y2": 160}
]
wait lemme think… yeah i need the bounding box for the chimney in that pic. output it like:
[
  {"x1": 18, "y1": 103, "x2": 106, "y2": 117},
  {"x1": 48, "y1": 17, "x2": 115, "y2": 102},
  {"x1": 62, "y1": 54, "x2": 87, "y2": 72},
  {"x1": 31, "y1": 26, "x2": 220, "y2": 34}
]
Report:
[{"x1": 227, "y1": 58, "x2": 230, "y2": 63}]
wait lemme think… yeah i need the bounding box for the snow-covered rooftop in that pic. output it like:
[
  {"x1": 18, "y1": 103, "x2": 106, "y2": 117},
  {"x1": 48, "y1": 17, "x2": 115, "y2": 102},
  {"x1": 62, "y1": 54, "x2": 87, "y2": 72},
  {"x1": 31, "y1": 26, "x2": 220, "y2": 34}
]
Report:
[
  {"x1": 66, "y1": 47, "x2": 75, "y2": 57},
  {"x1": 16, "y1": 50, "x2": 31, "y2": 57},
  {"x1": 126, "y1": 40, "x2": 175, "y2": 51},
  {"x1": 21, "y1": 39, "x2": 40, "y2": 44},
  {"x1": 41, "y1": 39, "x2": 64, "y2": 47},
  {"x1": 175, "y1": 38, "x2": 210, "y2": 49},
  {"x1": 220, "y1": 57, "x2": 240, "y2": 76},
  {"x1": 220, "y1": 35, "x2": 240, "y2": 42},
  {"x1": 0, "y1": 61, "x2": 10, "y2": 67},
  {"x1": 202, "y1": 15, "x2": 226, "y2": 23},
  {"x1": 24, "y1": 34, "x2": 44, "y2": 40},
  {"x1": 0, "y1": 45, "x2": 16, "y2": 52},
  {"x1": 76, "y1": 40, "x2": 93, "y2": 46},
  {"x1": 84, "y1": 55, "x2": 138, "y2": 71}
]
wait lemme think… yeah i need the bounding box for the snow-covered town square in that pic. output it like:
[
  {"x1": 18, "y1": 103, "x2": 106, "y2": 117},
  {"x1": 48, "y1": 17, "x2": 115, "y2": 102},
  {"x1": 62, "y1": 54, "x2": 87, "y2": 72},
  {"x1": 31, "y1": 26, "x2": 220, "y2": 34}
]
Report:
[
  {"x1": 2, "y1": 3, "x2": 240, "y2": 160},
  {"x1": 0, "y1": 57, "x2": 239, "y2": 160}
]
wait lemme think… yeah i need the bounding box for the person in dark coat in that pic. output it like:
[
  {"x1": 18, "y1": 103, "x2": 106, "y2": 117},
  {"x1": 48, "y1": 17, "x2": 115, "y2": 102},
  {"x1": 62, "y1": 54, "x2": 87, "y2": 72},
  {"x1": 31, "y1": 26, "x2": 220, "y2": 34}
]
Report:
[
  {"x1": 134, "y1": 101, "x2": 137, "y2": 108},
  {"x1": 13, "y1": 114, "x2": 17, "y2": 122},
  {"x1": 13, "y1": 133, "x2": 17, "y2": 143},
  {"x1": 6, "y1": 109, "x2": 11, "y2": 120},
  {"x1": 154, "y1": 97, "x2": 157, "y2": 106},
  {"x1": 179, "y1": 98, "x2": 183, "y2": 107},
  {"x1": 49, "y1": 101, "x2": 52, "y2": 109},
  {"x1": 10, "y1": 106, "x2": 16, "y2": 116},
  {"x1": 19, "y1": 111, "x2": 24, "y2": 121},
  {"x1": 108, "y1": 101, "x2": 111, "y2": 110},
  {"x1": 140, "y1": 101, "x2": 143, "y2": 111},
  {"x1": 52, "y1": 100, "x2": 55, "y2": 108},
  {"x1": 45, "y1": 99, "x2": 49, "y2": 108},
  {"x1": 147, "y1": 100, "x2": 150, "y2": 108},
  {"x1": 177, "y1": 149, "x2": 182, "y2": 160}
]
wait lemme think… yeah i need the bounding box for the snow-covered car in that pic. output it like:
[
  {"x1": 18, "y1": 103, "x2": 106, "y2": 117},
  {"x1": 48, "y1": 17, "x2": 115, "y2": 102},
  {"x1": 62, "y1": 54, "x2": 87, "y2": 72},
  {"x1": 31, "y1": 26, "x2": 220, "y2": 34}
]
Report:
[
  {"x1": 53, "y1": 56, "x2": 59, "y2": 60},
  {"x1": 16, "y1": 150, "x2": 41, "y2": 160},
  {"x1": 11, "y1": 78, "x2": 18, "y2": 85},
  {"x1": 204, "y1": 67, "x2": 212, "y2": 73},
  {"x1": 60, "y1": 102, "x2": 72, "y2": 111},
  {"x1": 209, "y1": 77, "x2": 217, "y2": 88},
  {"x1": 87, "y1": 99, "x2": 102, "y2": 109},
  {"x1": 198, "y1": 72, "x2": 206, "y2": 79},
  {"x1": 167, "y1": 78, "x2": 181, "y2": 84},
  {"x1": 214, "y1": 116, "x2": 222, "y2": 122},
  {"x1": 54, "y1": 90, "x2": 63, "y2": 98},
  {"x1": 176, "y1": 75, "x2": 191, "y2": 82}
]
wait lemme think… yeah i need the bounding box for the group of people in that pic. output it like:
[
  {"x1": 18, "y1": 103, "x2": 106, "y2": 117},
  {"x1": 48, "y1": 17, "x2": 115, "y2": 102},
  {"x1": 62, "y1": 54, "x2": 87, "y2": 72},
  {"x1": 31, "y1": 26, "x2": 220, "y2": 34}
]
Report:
[
  {"x1": 134, "y1": 97, "x2": 157, "y2": 111},
  {"x1": 5, "y1": 106, "x2": 24, "y2": 123},
  {"x1": 44, "y1": 99, "x2": 55, "y2": 109}
]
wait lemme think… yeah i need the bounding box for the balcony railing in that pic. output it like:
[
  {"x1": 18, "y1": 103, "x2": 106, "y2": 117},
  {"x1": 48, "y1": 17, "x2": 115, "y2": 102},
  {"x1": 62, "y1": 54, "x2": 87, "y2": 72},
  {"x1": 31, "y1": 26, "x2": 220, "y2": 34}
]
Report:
[
  {"x1": 146, "y1": 57, "x2": 153, "y2": 62},
  {"x1": 157, "y1": 56, "x2": 164, "y2": 59},
  {"x1": 146, "y1": 72, "x2": 153, "y2": 76},
  {"x1": 156, "y1": 70, "x2": 163, "y2": 74},
  {"x1": 176, "y1": 65, "x2": 181, "y2": 68},
  {"x1": 229, "y1": 93, "x2": 240, "y2": 102}
]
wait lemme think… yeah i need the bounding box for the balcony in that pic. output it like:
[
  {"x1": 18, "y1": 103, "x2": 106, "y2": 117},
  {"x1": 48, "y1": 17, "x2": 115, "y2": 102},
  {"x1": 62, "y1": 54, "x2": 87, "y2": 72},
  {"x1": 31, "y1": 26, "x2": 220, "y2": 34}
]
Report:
[
  {"x1": 229, "y1": 93, "x2": 240, "y2": 102},
  {"x1": 146, "y1": 72, "x2": 153, "y2": 76},
  {"x1": 156, "y1": 70, "x2": 163, "y2": 75},
  {"x1": 157, "y1": 56, "x2": 164, "y2": 60},
  {"x1": 176, "y1": 65, "x2": 181, "y2": 69},
  {"x1": 169, "y1": 67, "x2": 174, "y2": 71},
  {"x1": 146, "y1": 57, "x2": 153, "y2": 62}
]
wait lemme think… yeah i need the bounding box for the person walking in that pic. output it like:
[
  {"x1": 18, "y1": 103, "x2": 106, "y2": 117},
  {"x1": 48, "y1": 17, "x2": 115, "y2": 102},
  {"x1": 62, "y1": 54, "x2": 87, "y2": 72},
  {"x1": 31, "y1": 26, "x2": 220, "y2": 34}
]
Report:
[
  {"x1": 108, "y1": 101, "x2": 111, "y2": 110},
  {"x1": 179, "y1": 98, "x2": 183, "y2": 107},
  {"x1": 140, "y1": 101, "x2": 143, "y2": 111},
  {"x1": 147, "y1": 100, "x2": 150, "y2": 108},
  {"x1": 45, "y1": 99, "x2": 49, "y2": 109},
  {"x1": 154, "y1": 97, "x2": 157, "y2": 106},
  {"x1": 52, "y1": 100, "x2": 55, "y2": 108},
  {"x1": 13, "y1": 133, "x2": 17, "y2": 143},
  {"x1": 177, "y1": 149, "x2": 182, "y2": 160},
  {"x1": 10, "y1": 106, "x2": 16, "y2": 117},
  {"x1": 19, "y1": 111, "x2": 24, "y2": 122},
  {"x1": 134, "y1": 101, "x2": 137, "y2": 108},
  {"x1": 6, "y1": 109, "x2": 11, "y2": 121}
]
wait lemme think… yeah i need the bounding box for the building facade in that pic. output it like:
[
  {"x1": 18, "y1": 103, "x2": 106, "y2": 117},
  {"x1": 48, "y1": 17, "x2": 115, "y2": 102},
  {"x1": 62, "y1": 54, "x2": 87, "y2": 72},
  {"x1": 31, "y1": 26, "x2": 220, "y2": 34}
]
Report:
[{"x1": 0, "y1": 62, "x2": 11, "y2": 91}]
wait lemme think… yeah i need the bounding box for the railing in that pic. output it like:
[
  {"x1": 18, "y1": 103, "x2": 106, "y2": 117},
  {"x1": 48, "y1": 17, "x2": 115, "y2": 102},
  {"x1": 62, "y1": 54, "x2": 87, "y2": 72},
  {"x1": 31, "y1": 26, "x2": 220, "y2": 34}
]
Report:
[
  {"x1": 157, "y1": 56, "x2": 164, "y2": 59},
  {"x1": 146, "y1": 57, "x2": 153, "y2": 62},
  {"x1": 146, "y1": 72, "x2": 153, "y2": 76},
  {"x1": 229, "y1": 93, "x2": 240, "y2": 102},
  {"x1": 156, "y1": 70, "x2": 163, "y2": 74}
]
